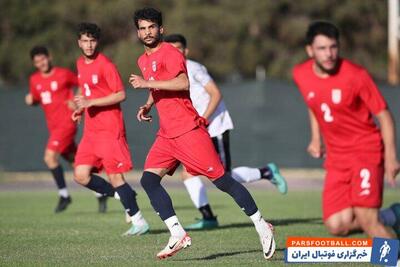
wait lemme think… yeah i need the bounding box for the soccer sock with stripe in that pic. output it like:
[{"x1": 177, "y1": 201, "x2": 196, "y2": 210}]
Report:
[
  {"x1": 85, "y1": 174, "x2": 115, "y2": 197},
  {"x1": 140, "y1": 171, "x2": 185, "y2": 236},
  {"x1": 115, "y1": 183, "x2": 140, "y2": 217},
  {"x1": 213, "y1": 173, "x2": 258, "y2": 216},
  {"x1": 231, "y1": 166, "x2": 263, "y2": 183}
]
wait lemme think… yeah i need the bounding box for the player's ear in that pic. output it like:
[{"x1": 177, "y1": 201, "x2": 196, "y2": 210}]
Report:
[
  {"x1": 159, "y1": 26, "x2": 164, "y2": 35},
  {"x1": 305, "y1": 45, "x2": 313, "y2": 58},
  {"x1": 184, "y1": 48, "x2": 189, "y2": 57}
]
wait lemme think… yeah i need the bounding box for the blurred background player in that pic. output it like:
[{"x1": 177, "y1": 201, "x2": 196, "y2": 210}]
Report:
[
  {"x1": 293, "y1": 21, "x2": 400, "y2": 238},
  {"x1": 163, "y1": 34, "x2": 288, "y2": 230},
  {"x1": 72, "y1": 22, "x2": 149, "y2": 236},
  {"x1": 25, "y1": 46, "x2": 107, "y2": 213},
  {"x1": 130, "y1": 7, "x2": 275, "y2": 260}
]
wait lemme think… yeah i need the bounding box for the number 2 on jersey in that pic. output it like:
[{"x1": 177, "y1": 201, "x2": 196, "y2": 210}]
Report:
[
  {"x1": 321, "y1": 103, "x2": 334, "y2": 122},
  {"x1": 359, "y1": 168, "x2": 371, "y2": 196}
]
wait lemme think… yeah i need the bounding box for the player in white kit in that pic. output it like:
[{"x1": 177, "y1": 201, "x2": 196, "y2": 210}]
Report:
[{"x1": 164, "y1": 34, "x2": 288, "y2": 230}]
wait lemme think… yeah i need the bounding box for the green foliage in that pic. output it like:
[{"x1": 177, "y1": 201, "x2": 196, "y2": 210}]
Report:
[{"x1": 0, "y1": 0, "x2": 388, "y2": 85}]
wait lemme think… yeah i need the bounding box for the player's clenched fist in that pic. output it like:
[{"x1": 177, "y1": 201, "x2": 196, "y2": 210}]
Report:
[
  {"x1": 136, "y1": 104, "x2": 153, "y2": 122},
  {"x1": 25, "y1": 93, "x2": 34, "y2": 106},
  {"x1": 129, "y1": 74, "x2": 147, "y2": 89},
  {"x1": 307, "y1": 139, "x2": 324, "y2": 158}
]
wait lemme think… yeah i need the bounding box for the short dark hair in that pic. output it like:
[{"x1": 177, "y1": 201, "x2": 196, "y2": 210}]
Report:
[
  {"x1": 77, "y1": 22, "x2": 101, "y2": 40},
  {"x1": 163, "y1": 34, "x2": 187, "y2": 49},
  {"x1": 30, "y1": 46, "x2": 49, "y2": 60},
  {"x1": 133, "y1": 7, "x2": 162, "y2": 29},
  {"x1": 306, "y1": 21, "x2": 339, "y2": 45}
]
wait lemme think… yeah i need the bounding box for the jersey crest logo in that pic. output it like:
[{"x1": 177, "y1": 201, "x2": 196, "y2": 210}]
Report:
[
  {"x1": 332, "y1": 89, "x2": 342, "y2": 104},
  {"x1": 307, "y1": 91, "x2": 315, "y2": 100},
  {"x1": 50, "y1": 81, "x2": 58, "y2": 91},
  {"x1": 92, "y1": 74, "x2": 98, "y2": 84},
  {"x1": 152, "y1": 61, "x2": 157, "y2": 72},
  {"x1": 36, "y1": 84, "x2": 42, "y2": 91}
]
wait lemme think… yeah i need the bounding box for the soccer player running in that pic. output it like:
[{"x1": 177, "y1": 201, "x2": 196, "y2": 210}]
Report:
[
  {"x1": 25, "y1": 46, "x2": 108, "y2": 213},
  {"x1": 293, "y1": 21, "x2": 400, "y2": 239},
  {"x1": 130, "y1": 7, "x2": 275, "y2": 260},
  {"x1": 163, "y1": 34, "x2": 288, "y2": 230},
  {"x1": 72, "y1": 22, "x2": 149, "y2": 236}
]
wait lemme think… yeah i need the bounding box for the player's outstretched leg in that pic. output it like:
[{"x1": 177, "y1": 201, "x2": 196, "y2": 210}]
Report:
[
  {"x1": 140, "y1": 171, "x2": 191, "y2": 259},
  {"x1": 183, "y1": 174, "x2": 218, "y2": 230},
  {"x1": 231, "y1": 163, "x2": 288, "y2": 194},
  {"x1": 212, "y1": 172, "x2": 275, "y2": 259}
]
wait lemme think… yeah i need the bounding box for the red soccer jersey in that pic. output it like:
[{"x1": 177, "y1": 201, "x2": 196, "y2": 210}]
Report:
[
  {"x1": 29, "y1": 67, "x2": 78, "y2": 131},
  {"x1": 76, "y1": 53, "x2": 126, "y2": 139},
  {"x1": 137, "y1": 42, "x2": 201, "y2": 138},
  {"x1": 293, "y1": 59, "x2": 387, "y2": 167}
]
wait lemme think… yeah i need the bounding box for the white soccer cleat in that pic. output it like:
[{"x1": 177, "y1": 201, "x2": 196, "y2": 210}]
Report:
[
  {"x1": 259, "y1": 222, "x2": 276, "y2": 260},
  {"x1": 156, "y1": 234, "x2": 192, "y2": 260}
]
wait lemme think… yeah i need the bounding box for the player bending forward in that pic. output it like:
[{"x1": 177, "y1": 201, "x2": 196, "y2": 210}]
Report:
[
  {"x1": 72, "y1": 22, "x2": 149, "y2": 236},
  {"x1": 130, "y1": 7, "x2": 275, "y2": 260},
  {"x1": 293, "y1": 21, "x2": 400, "y2": 239},
  {"x1": 163, "y1": 33, "x2": 287, "y2": 230}
]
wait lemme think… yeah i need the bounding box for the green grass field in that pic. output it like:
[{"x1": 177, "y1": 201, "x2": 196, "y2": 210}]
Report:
[{"x1": 0, "y1": 188, "x2": 398, "y2": 266}]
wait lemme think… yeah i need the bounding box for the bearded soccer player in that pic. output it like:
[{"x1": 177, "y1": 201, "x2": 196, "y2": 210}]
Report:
[
  {"x1": 72, "y1": 22, "x2": 149, "y2": 236},
  {"x1": 293, "y1": 21, "x2": 400, "y2": 238},
  {"x1": 163, "y1": 34, "x2": 288, "y2": 230},
  {"x1": 26, "y1": 46, "x2": 108, "y2": 213},
  {"x1": 130, "y1": 7, "x2": 275, "y2": 260}
]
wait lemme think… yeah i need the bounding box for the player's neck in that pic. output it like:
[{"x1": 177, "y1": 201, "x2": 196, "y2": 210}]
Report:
[
  {"x1": 144, "y1": 42, "x2": 162, "y2": 55},
  {"x1": 312, "y1": 62, "x2": 340, "y2": 79},
  {"x1": 83, "y1": 52, "x2": 99, "y2": 64},
  {"x1": 40, "y1": 66, "x2": 54, "y2": 78},
  {"x1": 312, "y1": 63, "x2": 330, "y2": 78}
]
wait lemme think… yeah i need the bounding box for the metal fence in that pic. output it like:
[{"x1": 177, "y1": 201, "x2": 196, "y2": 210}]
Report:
[{"x1": 1, "y1": 79, "x2": 399, "y2": 171}]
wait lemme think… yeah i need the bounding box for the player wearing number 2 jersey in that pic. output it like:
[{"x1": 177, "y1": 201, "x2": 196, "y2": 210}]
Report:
[{"x1": 293, "y1": 21, "x2": 400, "y2": 239}]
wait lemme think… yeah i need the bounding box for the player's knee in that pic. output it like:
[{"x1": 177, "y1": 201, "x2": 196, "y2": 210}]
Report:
[
  {"x1": 140, "y1": 171, "x2": 162, "y2": 192},
  {"x1": 43, "y1": 154, "x2": 58, "y2": 168},
  {"x1": 325, "y1": 221, "x2": 349, "y2": 236},
  {"x1": 212, "y1": 173, "x2": 234, "y2": 192},
  {"x1": 108, "y1": 174, "x2": 125, "y2": 188},
  {"x1": 73, "y1": 168, "x2": 90, "y2": 185}
]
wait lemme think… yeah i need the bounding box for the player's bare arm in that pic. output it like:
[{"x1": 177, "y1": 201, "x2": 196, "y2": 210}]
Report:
[
  {"x1": 307, "y1": 108, "x2": 324, "y2": 158},
  {"x1": 129, "y1": 72, "x2": 189, "y2": 91},
  {"x1": 137, "y1": 92, "x2": 153, "y2": 122},
  {"x1": 375, "y1": 109, "x2": 400, "y2": 186},
  {"x1": 74, "y1": 90, "x2": 126, "y2": 109},
  {"x1": 202, "y1": 81, "x2": 222, "y2": 120}
]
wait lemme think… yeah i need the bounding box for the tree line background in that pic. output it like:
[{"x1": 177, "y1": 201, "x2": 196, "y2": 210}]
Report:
[{"x1": 0, "y1": 0, "x2": 388, "y2": 86}]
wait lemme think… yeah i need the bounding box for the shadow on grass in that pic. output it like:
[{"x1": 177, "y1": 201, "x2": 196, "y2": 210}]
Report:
[
  {"x1": 185, "y1": 217, "x2": 322, "y2": 233},
  {"x1": 172, "y1": 248, "x2": 285, "y2": 261}
]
